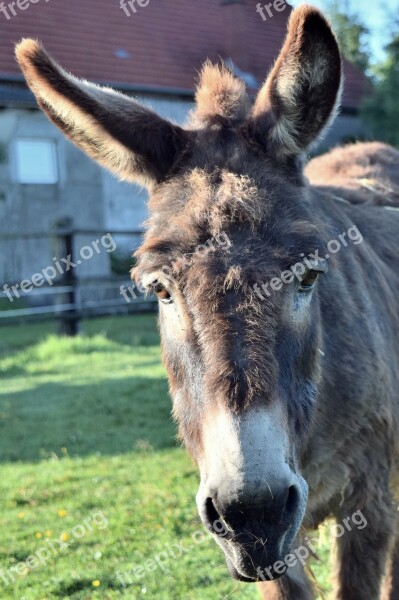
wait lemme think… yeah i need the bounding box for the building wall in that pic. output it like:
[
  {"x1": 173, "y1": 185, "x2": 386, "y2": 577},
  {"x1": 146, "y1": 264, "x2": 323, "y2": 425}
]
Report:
[
  {"x1": 0, "y1": 108, "x2": 108, "y2": 287},
  {"x1": 0, "y1": 97, "x2": 367, "y2": 289}
]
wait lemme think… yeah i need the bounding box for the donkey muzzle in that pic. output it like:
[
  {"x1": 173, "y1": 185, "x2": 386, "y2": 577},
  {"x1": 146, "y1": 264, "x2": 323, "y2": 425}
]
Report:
[{"x1": 196, "y1": 406, "x2": 308, "y2": 581}]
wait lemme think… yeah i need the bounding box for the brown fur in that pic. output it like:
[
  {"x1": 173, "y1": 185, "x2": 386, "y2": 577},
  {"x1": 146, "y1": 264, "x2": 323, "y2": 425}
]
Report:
[
  {"x1": 251, "y1": 5, "x2": 342, "y2": 157},
  {"x1": 15, "y1": 5, "x2": 399, "y2": 599},
  {"x1": 15, "y1": 39, "x2": 189, "y2": 187},
  {"x1": 305, "y1": 142, "x2": 399, "y2": 205},
  {"x1": 192, "y1": 61, "x2": 249, "y2": 126}
]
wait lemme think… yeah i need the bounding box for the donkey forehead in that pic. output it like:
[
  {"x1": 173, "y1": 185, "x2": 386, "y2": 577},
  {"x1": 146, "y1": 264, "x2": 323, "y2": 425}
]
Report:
[
  {"x1": 150, "y1": 168, "x2": 267, "y2": 231},
  {"x1": 137, "y1": 168, "x2": 322, "y2": 279}
]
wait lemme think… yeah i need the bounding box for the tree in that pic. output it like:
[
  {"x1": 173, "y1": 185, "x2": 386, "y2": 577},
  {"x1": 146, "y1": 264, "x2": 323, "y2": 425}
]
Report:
[
  {"x1": 324, "y1": 0, "x2": 371, "y2": 73},
  {"x1": 362, "y1": 33, "x2": 399, "y2": 147},
  {"x1": 321, "y1": 0, "x2": 399, "y2": 147}
]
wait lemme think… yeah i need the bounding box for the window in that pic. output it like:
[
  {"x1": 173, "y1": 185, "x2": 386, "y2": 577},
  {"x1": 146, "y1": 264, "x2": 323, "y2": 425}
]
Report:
[{"x1": 15, "y1": 138, "x2": 58, "y2": 184}]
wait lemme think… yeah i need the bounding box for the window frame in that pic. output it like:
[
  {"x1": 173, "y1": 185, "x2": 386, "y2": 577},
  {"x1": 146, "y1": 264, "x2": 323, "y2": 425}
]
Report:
[{"x1": 13, "y1": 137, "x2": 59, "y2": 185}]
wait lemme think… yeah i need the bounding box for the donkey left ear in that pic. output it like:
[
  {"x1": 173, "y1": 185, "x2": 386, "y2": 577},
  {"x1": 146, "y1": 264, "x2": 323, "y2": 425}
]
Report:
[
  {"x1": 15, "y1": 39, "x2": 190, "y2": 187},
  {"x1": 250, "y1": 5, "x2": 342, "y2": 158}
]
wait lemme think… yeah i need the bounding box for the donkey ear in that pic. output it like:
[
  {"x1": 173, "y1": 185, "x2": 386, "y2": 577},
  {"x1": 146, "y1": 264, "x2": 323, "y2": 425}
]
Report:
[
  {"x1": 15, "y1": 39, "x2": 189, "y2": 186},
  {"x1": 250, "y1": 6, "x2": 342, "y2": 158}
]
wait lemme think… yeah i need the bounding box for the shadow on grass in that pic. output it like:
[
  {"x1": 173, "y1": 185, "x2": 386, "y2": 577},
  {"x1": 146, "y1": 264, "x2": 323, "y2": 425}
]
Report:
[{"x1": 0, "y1": 376, "x2": 176, "y2": 463}]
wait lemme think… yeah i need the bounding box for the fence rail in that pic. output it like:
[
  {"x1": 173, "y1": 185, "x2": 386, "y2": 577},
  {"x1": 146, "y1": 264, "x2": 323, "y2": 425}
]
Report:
[{"x1": 0, "y1": 228, "x2": 156, "y2": 334}]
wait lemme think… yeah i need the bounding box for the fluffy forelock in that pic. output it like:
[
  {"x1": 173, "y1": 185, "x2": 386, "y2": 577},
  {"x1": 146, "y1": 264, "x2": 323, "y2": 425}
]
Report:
[{"x1": 189, "y1": 62, "x2": 250, "y2": 127}]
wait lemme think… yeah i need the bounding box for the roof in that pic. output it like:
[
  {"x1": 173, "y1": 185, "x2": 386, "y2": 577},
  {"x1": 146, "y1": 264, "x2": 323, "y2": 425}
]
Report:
[
  {"x1": 0, "y1": 83, "x2": 34, "y2": 107},
  {"x1": 0, "y1": 0, "x2": 368, "y2": 109}
]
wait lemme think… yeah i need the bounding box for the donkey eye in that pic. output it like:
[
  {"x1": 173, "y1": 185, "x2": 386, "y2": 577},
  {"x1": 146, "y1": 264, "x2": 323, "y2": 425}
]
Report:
[
  {"x1": 153, "y1": 283, "x2": 172, "y2": 303},
  {"x1": 299, "y1": 270, "x2": 319, "y2": 292}
]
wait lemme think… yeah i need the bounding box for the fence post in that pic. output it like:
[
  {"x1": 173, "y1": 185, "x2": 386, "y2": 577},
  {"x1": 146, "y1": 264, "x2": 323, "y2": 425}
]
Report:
[{"x1": 58, "y1": 228, "x2": 79, "y2": 336}]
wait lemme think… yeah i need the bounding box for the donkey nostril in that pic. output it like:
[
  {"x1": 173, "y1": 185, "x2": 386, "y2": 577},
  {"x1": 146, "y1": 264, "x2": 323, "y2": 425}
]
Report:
[
  {"x1": 205, "y1": 497, "x2": 220, "y2": 526},
  {"x1": 284, "y1": 484, "x2": 300, "y2": 519},
  {"x1": 204, "y1": 497, "x2": 227, "y2": 536}
]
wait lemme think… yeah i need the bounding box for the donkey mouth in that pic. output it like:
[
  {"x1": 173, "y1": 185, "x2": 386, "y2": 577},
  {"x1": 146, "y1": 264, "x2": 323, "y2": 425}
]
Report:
[
  {"x1": 221, "y1": 531, "x2": 295, "y2": 582},
  {"x1": 202, "y1": 484, "x2": 309, "y2": 583},
  {"x1": 211, "y1": 485, "x2": 309, "y2": 583}
]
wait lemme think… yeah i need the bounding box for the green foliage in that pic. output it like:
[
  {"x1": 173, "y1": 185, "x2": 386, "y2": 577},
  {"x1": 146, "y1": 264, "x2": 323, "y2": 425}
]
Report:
[
  {"x1": 0, "y1": 142, "x2": 8, "y2": 164},
  {"x1": 110, "y1": 252, "x2": 136, "y2": 276},
  {"x1": 325, "y1": 0, "x2": 370, "y2": 73},
  {"x1": 362, "y1": 35, "x2": 399, "y2": 147},
  {"x1": 0, "y1": 316, "x2": 331, "y2": 598},
  {"x1": 322, "y1": 1, "x2": 399, "y2": 148},
  {"x1": 0, "y1": 297, "x2": 28, "y2": 312}
]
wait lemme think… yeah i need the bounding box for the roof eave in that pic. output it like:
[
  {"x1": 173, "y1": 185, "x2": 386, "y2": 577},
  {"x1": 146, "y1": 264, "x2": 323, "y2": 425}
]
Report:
[
  {"x1": 0, "y1": 73, "x2": 195, "y2": 99},
  {"x1": 0, "y1": 76, "x2": 361, "y2": 113}
]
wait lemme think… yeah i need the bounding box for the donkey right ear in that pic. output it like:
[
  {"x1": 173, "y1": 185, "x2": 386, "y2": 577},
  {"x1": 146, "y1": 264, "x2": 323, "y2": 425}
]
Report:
[
  {"x1": 15, "y1": 39, "x2": 190, "y2": 187},
  {"x1": 250, "y1": 6, "x2": 342, "y2": 158}
]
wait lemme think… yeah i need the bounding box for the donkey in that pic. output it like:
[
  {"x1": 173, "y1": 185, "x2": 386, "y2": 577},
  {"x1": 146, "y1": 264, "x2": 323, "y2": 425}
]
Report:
[{"x1": 16, "y1": 5, "x2": 399, "y2": 598}]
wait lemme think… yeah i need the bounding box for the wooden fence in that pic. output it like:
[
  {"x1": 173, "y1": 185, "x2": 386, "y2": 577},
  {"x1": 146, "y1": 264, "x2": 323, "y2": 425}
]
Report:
[{"x1": 0, "y1": 228, "x2": 156, "y2": 335}]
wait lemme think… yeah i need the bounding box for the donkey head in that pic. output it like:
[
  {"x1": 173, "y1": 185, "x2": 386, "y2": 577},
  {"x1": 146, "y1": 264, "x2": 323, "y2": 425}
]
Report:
[{"x1": 16, "y1": 5, "x2": 341, "y2": 581}]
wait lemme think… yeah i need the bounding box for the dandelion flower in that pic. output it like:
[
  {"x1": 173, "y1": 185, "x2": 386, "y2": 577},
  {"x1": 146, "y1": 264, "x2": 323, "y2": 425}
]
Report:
[
  {"x1": 57, "y1": 509, "x2": 68, "y2": 518},
  {"x1": 92, "y1": 580, "x2": 101, "y2": 588}
]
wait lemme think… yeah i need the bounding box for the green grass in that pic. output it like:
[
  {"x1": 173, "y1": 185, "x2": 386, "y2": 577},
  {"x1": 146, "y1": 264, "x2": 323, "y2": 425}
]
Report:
[{"x1": 0, "y1": 315, "x2": 331, "y2": 599}]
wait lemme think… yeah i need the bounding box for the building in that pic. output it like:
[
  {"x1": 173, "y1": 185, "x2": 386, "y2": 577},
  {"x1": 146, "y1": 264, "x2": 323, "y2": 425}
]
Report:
[{"x1": 0, "y1": 0, "x2": 370, "y2": 288}]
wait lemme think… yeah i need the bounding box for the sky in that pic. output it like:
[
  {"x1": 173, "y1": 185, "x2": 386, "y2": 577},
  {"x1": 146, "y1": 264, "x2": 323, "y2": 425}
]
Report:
[{"x1": 289, "y1": 0, "x2": 399, "y2": 62}]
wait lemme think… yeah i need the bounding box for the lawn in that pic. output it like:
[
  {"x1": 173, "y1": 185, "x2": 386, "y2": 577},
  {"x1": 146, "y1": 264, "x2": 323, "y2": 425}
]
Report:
[{"x1": 0, "y1": 315, "x2": 331, "y2": 599}]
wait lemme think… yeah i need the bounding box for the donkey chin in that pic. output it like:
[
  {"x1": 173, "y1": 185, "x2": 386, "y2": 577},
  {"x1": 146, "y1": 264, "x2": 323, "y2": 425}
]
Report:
[{"x1": 196, "y1": 406, "x2": 309, "y2": 582}]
